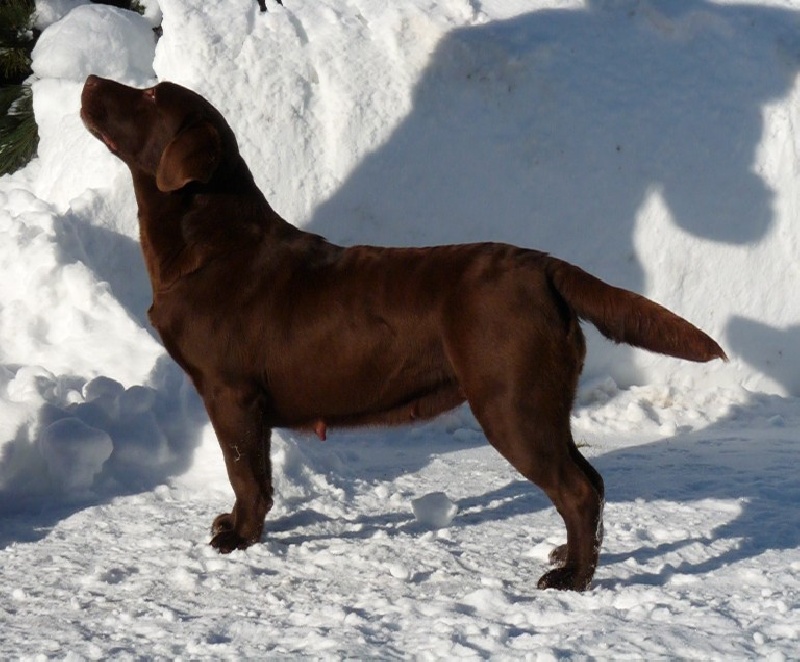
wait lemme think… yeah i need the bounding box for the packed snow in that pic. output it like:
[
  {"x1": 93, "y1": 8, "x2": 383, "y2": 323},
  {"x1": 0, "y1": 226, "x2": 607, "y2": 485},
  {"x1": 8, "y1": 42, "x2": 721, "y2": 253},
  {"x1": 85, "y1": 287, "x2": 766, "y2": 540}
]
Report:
[{"x1": 1, "y1": 0, "x2": 799, "y2": 657}]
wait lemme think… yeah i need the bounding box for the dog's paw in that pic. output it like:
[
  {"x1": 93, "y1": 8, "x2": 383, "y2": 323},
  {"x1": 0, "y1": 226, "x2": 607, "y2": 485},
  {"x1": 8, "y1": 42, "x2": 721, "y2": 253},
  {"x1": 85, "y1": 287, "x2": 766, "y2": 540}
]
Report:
[
  {"x1": 548, "y1": 543, "x2": 568, "y2": 567},
  {"x1": 209, "y1": 513, "x2": 261, "y2": 553},
  {"x1": 209, "y1": 528, "x2": 253, "y2": 554},
  {"x1": 211, "y1": 512, "x2": 235, "y2": 536},
  {"x1": 537, "y1": 566, "x2": 593, "y2": 592}
]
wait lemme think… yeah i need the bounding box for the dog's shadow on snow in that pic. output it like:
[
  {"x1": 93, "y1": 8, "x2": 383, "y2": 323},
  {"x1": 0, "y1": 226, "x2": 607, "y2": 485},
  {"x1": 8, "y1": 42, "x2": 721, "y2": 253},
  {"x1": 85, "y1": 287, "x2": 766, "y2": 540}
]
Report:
[
  {"x1": 273, "y1": 393, "x2": 799, "y2": 589},
  {"x1": 726, "y1": 317, "x2": 800, "y2": 395},
  {"x1": 305, "y1": 0, "x2": 800, "y2": 384}
]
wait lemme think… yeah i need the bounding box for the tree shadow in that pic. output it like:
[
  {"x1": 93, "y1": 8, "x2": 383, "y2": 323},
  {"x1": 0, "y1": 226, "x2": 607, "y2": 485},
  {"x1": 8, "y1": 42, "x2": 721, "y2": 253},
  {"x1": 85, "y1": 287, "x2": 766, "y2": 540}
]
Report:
[
  {"x1": 592, "y1": 403, "x2": 800, "y2": 588},
  {"x1": 726, "y1": 317, "x2": 800, "y2": 395},
  {"x1": 305, "y1": 0, "x2": 800, "y2": 384}
]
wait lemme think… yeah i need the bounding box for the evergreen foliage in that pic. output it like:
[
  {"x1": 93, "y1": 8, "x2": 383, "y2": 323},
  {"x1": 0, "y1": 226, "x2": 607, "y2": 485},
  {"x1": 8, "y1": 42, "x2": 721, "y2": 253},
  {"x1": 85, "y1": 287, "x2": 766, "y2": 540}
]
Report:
[
  {"x1": 0, "y1": 83, "x2": 37, "y2": 175},
  {"x1": 0, "y1": 0, "x2": 37, "y2": 175}
]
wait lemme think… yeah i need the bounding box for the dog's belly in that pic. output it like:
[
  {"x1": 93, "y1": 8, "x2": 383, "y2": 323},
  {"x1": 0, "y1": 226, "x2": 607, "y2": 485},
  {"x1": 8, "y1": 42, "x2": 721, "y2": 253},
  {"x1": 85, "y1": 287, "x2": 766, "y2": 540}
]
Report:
[
  {"x1": 320, "y1": 378, "x2": 466, "y2": 429},
  {"x1": 263, "y1": 339, "x2": 463, "y2": 429}
]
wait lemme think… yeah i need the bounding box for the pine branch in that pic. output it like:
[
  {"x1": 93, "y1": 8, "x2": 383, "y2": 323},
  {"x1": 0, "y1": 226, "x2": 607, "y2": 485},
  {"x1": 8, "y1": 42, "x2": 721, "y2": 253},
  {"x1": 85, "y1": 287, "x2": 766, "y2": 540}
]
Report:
[
  {"x1": 0, "y1": 0, "x2": 36, "y2": 83},
  {"x1": 0, "y1": 47, "x2": 31, "y2": 80},
  {"x1": 0, "y1": 84, "x2": 38, "y2": 175},
  {"x1": 0, "y1": 0, "x2": 36, "y2": 44}
]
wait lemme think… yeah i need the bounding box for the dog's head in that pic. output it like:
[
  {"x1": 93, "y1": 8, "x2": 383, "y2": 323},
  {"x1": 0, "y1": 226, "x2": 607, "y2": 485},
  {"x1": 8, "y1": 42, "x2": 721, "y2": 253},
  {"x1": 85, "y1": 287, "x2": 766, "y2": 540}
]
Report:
[{"x1": 80, "y1": 75, "x2": 236, "y2": 192}]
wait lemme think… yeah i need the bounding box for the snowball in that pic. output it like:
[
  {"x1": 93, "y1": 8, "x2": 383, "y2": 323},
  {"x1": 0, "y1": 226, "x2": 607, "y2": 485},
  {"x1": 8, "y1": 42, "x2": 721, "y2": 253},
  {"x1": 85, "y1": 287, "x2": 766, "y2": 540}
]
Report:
[
  {"x1": 106, "y1": 412, "x2": 170, "y2": 469},
  {"x1": 83, "y1": 376, "x2": 125, "y2": 402},
  {"x1": 38, "y1": 416, "x2": 113, "y2": 490},
  {"x1": 117, "y1": 385, "x2": 157, "y2": 416},
  {"x1": 411, "y1": 491, "x2": 458, "y2": 528},
  {"x1": 6, "y1": 366, "x2": 57, "y2": 403}
]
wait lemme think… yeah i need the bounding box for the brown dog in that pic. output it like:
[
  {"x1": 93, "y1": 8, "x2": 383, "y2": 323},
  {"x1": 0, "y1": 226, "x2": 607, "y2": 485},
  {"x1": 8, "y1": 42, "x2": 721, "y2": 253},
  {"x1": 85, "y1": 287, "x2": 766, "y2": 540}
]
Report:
[
  {"x1": 257, "y1": 0, "x2": 281, "y2": 13},
  {"x1": 80, "y1": 75, "x2": 726, "y2": 591}
]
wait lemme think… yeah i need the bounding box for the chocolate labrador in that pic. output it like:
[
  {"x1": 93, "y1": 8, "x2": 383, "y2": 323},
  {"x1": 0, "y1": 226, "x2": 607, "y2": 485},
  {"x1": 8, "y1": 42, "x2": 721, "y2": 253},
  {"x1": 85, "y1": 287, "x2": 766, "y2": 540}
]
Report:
[
  {"x1": 80, "y1": 75, "x2": 726, "y2": 591},
  {"x1": 257, "y1": 0, "x2": 281, "y2": 12}
]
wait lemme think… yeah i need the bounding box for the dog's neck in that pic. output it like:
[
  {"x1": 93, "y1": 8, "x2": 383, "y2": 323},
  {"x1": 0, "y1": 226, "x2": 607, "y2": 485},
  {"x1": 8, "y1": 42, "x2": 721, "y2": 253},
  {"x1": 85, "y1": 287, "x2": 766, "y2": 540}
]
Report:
[
  {"x1": 131, "y1": 166, "x2": 296, "y2": 293},
  {"x1": 132, "y1": 172, "x2": 196, "y2": 292}
]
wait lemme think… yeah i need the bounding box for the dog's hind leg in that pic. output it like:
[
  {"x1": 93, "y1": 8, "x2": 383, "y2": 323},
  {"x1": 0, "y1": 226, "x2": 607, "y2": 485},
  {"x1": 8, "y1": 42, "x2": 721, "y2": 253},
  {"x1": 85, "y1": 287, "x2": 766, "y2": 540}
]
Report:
[
  {"x1": 449, "y1": 326, "x2": 604, "y2": 591},
  {"x1": 476, "y1": 397, "x2": 603, "y2": 591},
  {"x1": 548, "y1": 438, "x2": 605, "y2": 569}
]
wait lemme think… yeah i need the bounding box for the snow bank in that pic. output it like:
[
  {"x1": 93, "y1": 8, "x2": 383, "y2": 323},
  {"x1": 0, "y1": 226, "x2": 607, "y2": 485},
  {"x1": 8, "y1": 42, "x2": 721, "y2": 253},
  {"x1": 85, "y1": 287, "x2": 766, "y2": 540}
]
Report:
[{"x1": 0, "y1": 0, "x2": 187, "y2": 508}]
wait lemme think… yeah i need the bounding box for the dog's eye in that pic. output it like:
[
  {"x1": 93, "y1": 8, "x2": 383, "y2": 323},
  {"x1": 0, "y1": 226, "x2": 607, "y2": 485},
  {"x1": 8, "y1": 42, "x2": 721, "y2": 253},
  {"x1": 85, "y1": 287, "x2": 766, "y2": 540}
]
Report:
[{"x1": 143, "y1": 87, "x2": 157, "y2": 103}]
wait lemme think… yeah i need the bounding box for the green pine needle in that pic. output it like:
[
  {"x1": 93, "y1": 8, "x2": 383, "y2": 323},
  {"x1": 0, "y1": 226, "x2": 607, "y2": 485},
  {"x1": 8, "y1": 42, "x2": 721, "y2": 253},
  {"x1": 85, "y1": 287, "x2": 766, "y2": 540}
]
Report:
[{"x1": 0, "y1": 84, "x2": 38, "y2": 175}]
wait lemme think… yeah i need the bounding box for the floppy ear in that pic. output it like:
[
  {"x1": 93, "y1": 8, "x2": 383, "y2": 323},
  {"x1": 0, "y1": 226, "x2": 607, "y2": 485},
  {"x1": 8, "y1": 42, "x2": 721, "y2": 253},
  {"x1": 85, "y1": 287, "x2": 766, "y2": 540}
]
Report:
[{"x1": 156, "y1": 120, "x2": 221, "y2": 192}]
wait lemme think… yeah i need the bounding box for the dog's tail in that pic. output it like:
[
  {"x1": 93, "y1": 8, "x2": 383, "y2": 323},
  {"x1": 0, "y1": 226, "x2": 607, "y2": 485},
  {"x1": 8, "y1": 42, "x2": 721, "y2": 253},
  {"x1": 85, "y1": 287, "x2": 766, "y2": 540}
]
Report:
[{"x1": 546, "y1": 257, "x2": 727, "y2": 363}]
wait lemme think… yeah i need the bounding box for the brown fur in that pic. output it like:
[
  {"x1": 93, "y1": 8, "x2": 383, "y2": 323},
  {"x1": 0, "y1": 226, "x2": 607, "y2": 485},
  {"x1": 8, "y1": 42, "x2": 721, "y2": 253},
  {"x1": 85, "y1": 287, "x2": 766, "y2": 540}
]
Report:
[
  {"x1": 80, "y1": 75, "x2": 726, "y2": 591},
  {"x1": 257, "y1": 0, "x2": 282, "y2": 13}
]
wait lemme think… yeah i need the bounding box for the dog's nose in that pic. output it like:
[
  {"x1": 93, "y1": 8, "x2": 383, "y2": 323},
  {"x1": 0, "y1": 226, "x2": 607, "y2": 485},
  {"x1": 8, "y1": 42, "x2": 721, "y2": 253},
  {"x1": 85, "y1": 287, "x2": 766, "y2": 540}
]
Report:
[{"x1": 84, "y1": 74, "x2": 100, "y2": 88}]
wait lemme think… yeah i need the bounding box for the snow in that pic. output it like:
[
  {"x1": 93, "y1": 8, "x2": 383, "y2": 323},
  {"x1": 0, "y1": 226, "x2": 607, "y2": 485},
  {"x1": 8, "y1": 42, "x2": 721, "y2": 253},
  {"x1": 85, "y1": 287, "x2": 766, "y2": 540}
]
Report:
[
  {"x1": 32, "y1": 5, "x2": 157, "y2": 82},
  {"x1": 1, "y1": 0, "x2": 799, "y2": 657}
]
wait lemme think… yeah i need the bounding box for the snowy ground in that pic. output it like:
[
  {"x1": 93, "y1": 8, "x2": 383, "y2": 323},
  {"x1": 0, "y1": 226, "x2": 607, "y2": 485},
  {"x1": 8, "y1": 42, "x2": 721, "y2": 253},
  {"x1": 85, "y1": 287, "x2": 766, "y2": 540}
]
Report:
[{"x1": 1, "y1": 0, "x2": 799, "y2": 658}]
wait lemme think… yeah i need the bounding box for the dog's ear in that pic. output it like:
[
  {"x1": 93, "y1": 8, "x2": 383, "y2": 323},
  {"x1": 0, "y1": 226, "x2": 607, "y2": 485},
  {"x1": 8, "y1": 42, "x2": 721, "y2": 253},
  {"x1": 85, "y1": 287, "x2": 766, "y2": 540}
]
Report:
[{"x1": 156, "y1": 120, "x2": 221, "y2": 192}]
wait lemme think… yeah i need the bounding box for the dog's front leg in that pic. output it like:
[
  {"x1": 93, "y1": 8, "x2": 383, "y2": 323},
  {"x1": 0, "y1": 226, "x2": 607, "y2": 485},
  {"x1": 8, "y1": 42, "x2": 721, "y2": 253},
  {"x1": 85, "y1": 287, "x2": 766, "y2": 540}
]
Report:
[{"x1": 201, "y1": 384, "x2": 273, "y2": 553}]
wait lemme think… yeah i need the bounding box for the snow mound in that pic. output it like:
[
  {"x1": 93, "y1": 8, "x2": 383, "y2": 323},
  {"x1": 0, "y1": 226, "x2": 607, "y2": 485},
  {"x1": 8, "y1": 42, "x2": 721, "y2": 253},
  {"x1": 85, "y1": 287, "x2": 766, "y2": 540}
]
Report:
[
  {"x1": 0, "y1": 358, "x2": 205, "y2": 513},
  {"x1": 29, "y1": 4, "x2": 157, "y2": 210},
  {"x1": 38, "y1": 417, "x2": 113, "y2": 491},
  {"x1": 32, "y1": 4, "x2": 156, "y2": 83}
]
